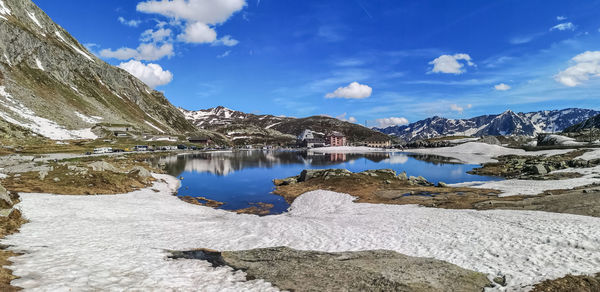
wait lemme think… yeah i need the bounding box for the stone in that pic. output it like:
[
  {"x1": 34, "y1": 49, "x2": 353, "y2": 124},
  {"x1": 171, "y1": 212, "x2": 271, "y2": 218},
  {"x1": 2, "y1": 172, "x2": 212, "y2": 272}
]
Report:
[
  {"x1": 437, "y1": 181, "x2": 448, "y2": 188},
  {"x1": 129, "y1": 166, "x2": 152, "y2": 178},
  {"x1": 88, "y1": 161, "x2": 120, "y2": 172},
  {"x1": 397, "y1": 171, "x2": 408, "y2": 180},
  {"x1": 493, "y1": 275, "x2": 507, "y2": 286},
  {"x1": 53, "y1": 177, "x2": 61, "y2": 182},
  {"x1": 170, "y1": 247, "x2": 492, "y2": 292},
  {"x1": 0, "y1": 184, "x2": 13, "y2": 209}
]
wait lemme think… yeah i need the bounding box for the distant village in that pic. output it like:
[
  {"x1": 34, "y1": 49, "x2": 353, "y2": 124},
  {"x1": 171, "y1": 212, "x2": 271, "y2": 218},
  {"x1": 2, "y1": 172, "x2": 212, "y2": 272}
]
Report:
[{"x1": 89, "y1": 124, "x2": 393, "y2": 155}]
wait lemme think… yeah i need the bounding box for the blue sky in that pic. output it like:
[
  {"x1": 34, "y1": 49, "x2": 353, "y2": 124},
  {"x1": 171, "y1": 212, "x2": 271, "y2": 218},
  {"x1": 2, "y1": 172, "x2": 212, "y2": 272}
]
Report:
[{"x1": 34, "y1": 0, "x2": 600, "y2": 128}]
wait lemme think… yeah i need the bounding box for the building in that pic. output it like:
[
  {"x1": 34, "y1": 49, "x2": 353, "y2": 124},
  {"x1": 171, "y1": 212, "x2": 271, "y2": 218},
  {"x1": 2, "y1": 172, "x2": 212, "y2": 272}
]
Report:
[
  {"x1": 366, "y1": 138, "x2": 392, "y2": 148},
  {"x1": 303, "y1": 138, "x2": 326, "y2": 148},
  {"x1": 297, "y1": 129, "x2": 316, "y2": 141},
  {"x1": 188, "y1": 137, "x2": 212, "y2": 144},
  {"x1": 327, "y1": 132, "x2": 346, "y2": 147}
]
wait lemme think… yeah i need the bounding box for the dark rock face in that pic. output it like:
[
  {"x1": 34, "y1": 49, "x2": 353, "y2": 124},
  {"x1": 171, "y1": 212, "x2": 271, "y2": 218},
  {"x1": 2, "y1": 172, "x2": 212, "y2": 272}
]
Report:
[
  {"x1": 564, "y1": 113, "x2": 600, "y2": 132},
  {"x1": 376, "y1": 109, "x2": 600, "y2": 142},
  {"x1": 170, "y1": 246, "x2": 492, "y2": 292},
  {"x1": 0, "y1": 0, "x2": 196, "y2": 137}
]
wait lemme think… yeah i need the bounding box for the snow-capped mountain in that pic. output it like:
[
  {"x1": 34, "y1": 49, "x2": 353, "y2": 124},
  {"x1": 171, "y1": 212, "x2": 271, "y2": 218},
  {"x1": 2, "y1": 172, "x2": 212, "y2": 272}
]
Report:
[
  {"x1": 179, "y1": 106, "x2": 390, "y2": 145},
  {"x1": 0, "y1": 0, "x2": 196, "y2": 140},
  {"x1": 376, "y1": 108, "x2": 600, "y2": 142},
  {"x1": 564, "y1": 113, "x2": 600, "y2": 132}
]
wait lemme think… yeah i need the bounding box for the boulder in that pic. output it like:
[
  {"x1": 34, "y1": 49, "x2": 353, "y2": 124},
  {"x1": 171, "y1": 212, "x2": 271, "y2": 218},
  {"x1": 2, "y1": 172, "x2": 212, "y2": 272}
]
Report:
[
  {"x1": 129, "y1": 166, "x2": 152, "y2": 178},
  {"x1": 170, "y1": 247, "x2": 492, "y2": 292},
  {"x1": 0, "y1": 184, "x2": 13, "y2": 209},
  {"x1": 88, "y1": 161, "x2": 120, "y2": 172}
]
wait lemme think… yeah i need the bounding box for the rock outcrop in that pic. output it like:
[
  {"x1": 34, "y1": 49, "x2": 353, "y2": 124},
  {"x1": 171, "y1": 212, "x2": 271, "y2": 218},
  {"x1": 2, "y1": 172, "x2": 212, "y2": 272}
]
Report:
[
  {"x1": 170, "y1": 246, "x2": 492, "y2": 292},
  {"x1": 0, "y1": 0, "x2": 196, "y2": 139}
]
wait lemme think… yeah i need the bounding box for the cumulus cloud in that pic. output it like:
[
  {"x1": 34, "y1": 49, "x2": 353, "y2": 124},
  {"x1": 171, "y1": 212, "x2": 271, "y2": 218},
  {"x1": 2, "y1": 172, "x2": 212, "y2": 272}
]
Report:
[
  {"x1": 375, "y1": 117, "x2": 409, "y2": 128},
  {"x1": 450, "y1": 104, "x2": 472, "y2": 114},
  {"x1": 494, "y1": 83, "x2": 511, "y2": 91},
  {"x1": 118, "y1": 17, "x2": 142, "y2": 27},
  {"x1": 555, "y1": 51, "x2": 600, "y2": 87},
  {"x1": 429, "y1": 54, "x2": 475, "y2": 74},
  {"x1": 336, "y1": 113, "x2": 358, "y2": 123},
  {"x1": 325, "y1": 82, "x2": 372, "y2": 99},
  {"x1": 137, "y1": 0, "x2": 245, "y2": 45},
  {"x1": 118, "y1": 60, "x2": 173, "y2": 88},
  {"x1": 550, "y1": 22, "x2": 575, "y2": 31},
  {"x1": 141, "y1": 28, "x2": 172, "y2": 43},
  {"x1": 100, "y1": 43, "x2": 174, "y2": 61},
  {"x1": 177, "y1": 21, "x2": 217, "y2": 43}
]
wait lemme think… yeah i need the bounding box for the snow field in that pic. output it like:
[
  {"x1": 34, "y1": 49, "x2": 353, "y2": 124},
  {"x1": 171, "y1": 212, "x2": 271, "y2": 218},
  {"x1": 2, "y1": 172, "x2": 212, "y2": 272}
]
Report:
[{"x1": 3, "y1": 174, "x2": 600, "y2": 291}]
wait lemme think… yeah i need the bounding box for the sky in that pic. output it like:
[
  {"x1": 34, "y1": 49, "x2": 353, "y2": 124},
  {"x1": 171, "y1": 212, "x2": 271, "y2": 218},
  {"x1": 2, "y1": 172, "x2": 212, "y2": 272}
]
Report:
[{"x1": 33, "y1": 0, "x2": 600, "y2": 128}]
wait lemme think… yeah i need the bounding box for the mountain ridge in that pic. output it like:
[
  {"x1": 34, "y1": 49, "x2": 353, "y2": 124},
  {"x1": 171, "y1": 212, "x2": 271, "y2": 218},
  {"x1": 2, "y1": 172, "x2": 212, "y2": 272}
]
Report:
[
  {"x1": 375, "y1": 108, "x2": 600, "y2": 142},
  {"x1": 0, "y1": 0, "x2": 197, "y2": 140},
  {"x1": 179, "y1": 106, "x2": 391, "y2": 145}
]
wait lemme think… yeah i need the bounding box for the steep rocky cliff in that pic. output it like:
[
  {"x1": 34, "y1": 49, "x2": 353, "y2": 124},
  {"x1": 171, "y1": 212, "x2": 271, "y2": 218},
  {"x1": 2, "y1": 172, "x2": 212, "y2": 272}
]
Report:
[{"x1": 0, "y1": 0, "x2": 196, "y2": 140}]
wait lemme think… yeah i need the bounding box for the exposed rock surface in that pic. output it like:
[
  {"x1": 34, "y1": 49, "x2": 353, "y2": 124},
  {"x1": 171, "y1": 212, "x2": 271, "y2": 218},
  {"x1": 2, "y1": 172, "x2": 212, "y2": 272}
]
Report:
[
  {"x1": 0, "y1": 0, "x2": 196, "y2": 139},
  {"x1": 531, "y1": 272, "x2": 600, "y2": 292},
  {"x1": 170, "y1": 246, "x2": 492, "y2": 292}
]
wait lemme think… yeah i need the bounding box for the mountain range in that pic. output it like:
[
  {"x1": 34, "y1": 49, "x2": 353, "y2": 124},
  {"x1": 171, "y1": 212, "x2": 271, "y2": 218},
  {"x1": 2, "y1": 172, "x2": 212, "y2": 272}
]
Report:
[
  {"x1": 0, "y1": 0, "x2": 196, "y2": 142},
  {"x1": 179, "y1": 106, "x2": 390, "y2": 145},
  {"x1": 375, "y1": 108, "x2": 600, "y2": 142}
]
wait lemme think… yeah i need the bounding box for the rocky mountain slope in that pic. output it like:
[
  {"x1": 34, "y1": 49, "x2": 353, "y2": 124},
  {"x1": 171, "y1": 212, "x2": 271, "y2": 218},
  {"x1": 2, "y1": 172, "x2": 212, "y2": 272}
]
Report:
[
  {"x1": 376, "y1": 108, "x2": 599, "y2": 142},
  {"x1": 563, "y1": 113, "x2": 600, "y2": 132},
  {"x1": 180, "y1": 106, "x2": 390, "y2": 145},
  {"x1": 0, "y1": 0, "x2": 196, "y2": 140}
]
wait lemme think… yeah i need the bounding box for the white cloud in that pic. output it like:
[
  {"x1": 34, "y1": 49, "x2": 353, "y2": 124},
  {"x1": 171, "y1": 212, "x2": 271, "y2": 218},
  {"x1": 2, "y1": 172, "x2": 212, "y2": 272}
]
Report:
[
  {"x1": 100, "y1": 43, "x2": 174, "y2": 61},
  {"x1": 177, "y1": 21, "x2": 217, "y2": 43},
  {"x1": 118, "y1": 60, "x2": 173, "y2": 88},
  {"x1": 556, "y1": 16, "x2": 567, "y2": 21},
  {"x1": 375, "y1": 117, "x2": 409, "y2": 128},
  {"x1": 335, "y1": 113, "x2": 358, "y2": 123},
  {"x1": 555, "y1": 51, "x2": 600, "y2": 87},
  {"x1": 118, "y1": 17, "x2": 142, "y2": 27},
  {"x1": 217, "y1": 50, "x2": 231, "y2": 58},
  {"x1": 141, "y1": 28, "x2": 172, "y2": 43},
  {"x1": 211, "y1": 35, "x2": 239, "y2": 47},
  {"x1": 550, "y1": 22, "x2": 575, "y2": 31},
  {"x1": 494, "y1": 83, "x2": 511, "y2": 91},
  {"x1": 450, "y1": 104, "x2": 472, "y2": 114},
  {"x1": 325, "y1": 82, "x2": 372, "y2": 99},
  {"x1": 429, "y1": 53, "x2": 475, "y2": 74},
  {"x1": 137, "y1": 0, "x2": 245, "y2": 45}
]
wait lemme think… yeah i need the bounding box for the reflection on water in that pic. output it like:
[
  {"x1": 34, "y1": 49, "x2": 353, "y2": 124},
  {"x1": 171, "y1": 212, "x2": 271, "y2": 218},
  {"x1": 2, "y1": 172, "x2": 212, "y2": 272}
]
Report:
[{"x1": 155, "y1": 150, "x2": 500, "y2": 214}]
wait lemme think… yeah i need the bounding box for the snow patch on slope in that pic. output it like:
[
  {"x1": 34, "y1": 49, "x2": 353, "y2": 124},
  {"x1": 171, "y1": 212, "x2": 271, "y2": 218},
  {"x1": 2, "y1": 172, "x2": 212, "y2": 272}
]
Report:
[
  {"x1": 0, "y1": 0, "x2": 11, "y2": 15},
  {"x1": 0, "y1": 86, "x2": 97, "y2": 140},
  {"x1": 26, "y1": 11, "x2": 42, "y2": 28},
  {"x1": 34, "y1": 58, "x2": 43, "y2": 71},
  {"x1": 3, "y1": 174, "x2": 600, "y2": 291},
  {"x1": 74, "y1": 112, "x2": 102, "y2": 124},
  {"x1": 145, "y1": 120, "x2": 165, "y2": 133},
  {"x1": 54, "y1": 31, "x2": 95, "y2": 62}
]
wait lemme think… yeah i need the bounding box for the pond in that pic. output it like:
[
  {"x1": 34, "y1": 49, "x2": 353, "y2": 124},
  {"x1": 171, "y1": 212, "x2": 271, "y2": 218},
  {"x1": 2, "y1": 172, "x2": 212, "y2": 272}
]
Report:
[{"x1": 157, "y1": 150, "x2": 501, "y2": 214}]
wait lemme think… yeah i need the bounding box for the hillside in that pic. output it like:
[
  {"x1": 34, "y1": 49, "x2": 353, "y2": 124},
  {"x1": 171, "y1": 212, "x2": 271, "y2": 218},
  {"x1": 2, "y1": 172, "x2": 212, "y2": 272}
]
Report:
[
  {"x1": 180, "y1": 106, "x2": 390, "y2": 145},
  {"x1": 563, "y1": 114, "x2": 600, "y2": 132},
  {"x1": 376, "y1": 108, "x2": 600, "y2": 142},
  {"x1": 0, "y1": 0, "x2": 197, "y2": 140}
]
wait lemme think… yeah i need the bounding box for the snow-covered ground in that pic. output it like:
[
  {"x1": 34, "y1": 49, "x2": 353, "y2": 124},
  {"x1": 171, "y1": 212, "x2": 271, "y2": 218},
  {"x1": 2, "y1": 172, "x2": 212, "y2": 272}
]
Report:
[
  {"x1": 409, "y1": 142, "x2": 573, "y2": 164},
  {"x1": 308, "y1": 146, "x2": 394, "y2": 154},
  {"x1": 4, "y1": 174, "x2": 600, "y2": 291},
  {"x1": 452, "y1": 165, "x2": 600, "y2": 196}
]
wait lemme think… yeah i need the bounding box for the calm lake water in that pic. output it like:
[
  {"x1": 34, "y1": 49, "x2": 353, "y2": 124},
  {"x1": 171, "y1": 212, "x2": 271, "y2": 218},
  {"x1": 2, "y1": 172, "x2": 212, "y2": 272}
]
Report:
[{"x1": 158, "y1": 150, "x2": 500, "y2": 214}]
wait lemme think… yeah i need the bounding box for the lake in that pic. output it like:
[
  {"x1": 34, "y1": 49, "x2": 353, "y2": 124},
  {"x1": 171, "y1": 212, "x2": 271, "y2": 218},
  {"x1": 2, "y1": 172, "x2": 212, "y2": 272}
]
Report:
[{"x1": 158, "y1": 150, "x2": 500, "y2": 214}]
